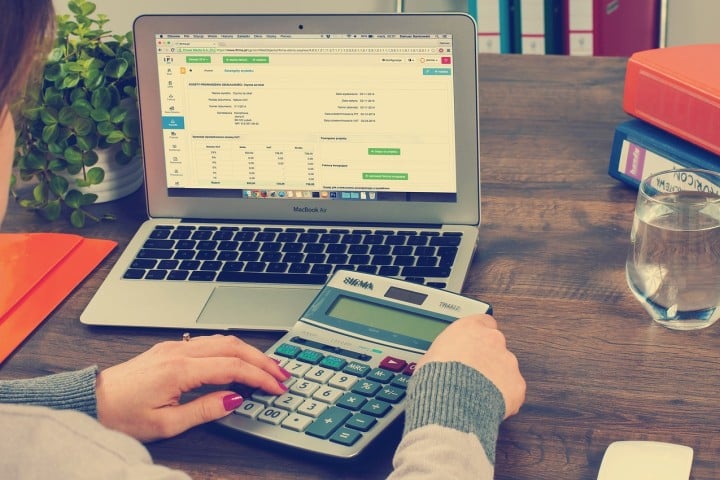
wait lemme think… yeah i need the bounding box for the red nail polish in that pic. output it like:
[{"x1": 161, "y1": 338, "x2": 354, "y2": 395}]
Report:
[
  {"x1": 278, "y1": 381, "x2": 289, "y2": 392},
  {"x1": 279, "y1": 366, "x2": 292, "y2": 379},
  {"x1": 223, "y1": 394, "x2": 244, "y2": 411}
]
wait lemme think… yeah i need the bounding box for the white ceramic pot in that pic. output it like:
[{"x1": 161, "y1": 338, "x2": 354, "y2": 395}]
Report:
[{"x1": 64, "y1": 146, "x2": 144, "y2": 203}]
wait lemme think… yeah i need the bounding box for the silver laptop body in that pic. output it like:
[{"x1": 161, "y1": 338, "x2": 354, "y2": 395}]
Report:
[{"x1": 81, "y1": 13, "x2": 481, "y2": 331}]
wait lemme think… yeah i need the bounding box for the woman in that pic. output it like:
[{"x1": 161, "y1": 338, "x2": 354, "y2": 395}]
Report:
[{"x1": 0, "y1": 2, "x2": 525, "y2": 478}]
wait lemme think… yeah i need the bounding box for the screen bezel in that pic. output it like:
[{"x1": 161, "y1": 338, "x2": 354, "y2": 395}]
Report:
[{"x1": 133, "y1": 13, "x2": 480, "y2": 226}]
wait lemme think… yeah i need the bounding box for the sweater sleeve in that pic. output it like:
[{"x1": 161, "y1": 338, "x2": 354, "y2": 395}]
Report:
[
  {"x1": 0, "y1": 366, "x2": 99, "y2": 417},
  {"x1": 388, "y1": 361, "x2": 506, "y2": 480}
]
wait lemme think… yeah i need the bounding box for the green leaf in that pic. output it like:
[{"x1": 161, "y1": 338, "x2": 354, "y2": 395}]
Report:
[
  {"x1": 66, "y1": 163, "x2": 83, "y2": 175},
  {"x1": 21, "y1": 106, "x2": 43, "y2": 120},
  {"x1": 105, "y1": 130, "x2": 125, "y2": 144},
  {"x1": 40, "y1": 108, "x2": 58, "y2": 126},
  {"x1": 97, "y1": 121, "x2": 114, "y2": 135},
  {"x1": 90, "y1": 108, "x2": 110, "y2": 122},
  {"x1": 82, "y1": 0, "x2": 96, "y2": 15},
  {"x1": 68, "y1": 0, "x2": 83, "y2": 15},
  {"x1": 83, "y1": 150, "x2": 99, "y2": 166},
  {"x1": 123, "y1": 85, "x2": 137, "y2": 99},
  {"x1": 65, "y1": 189, "x2": 83, "y2": 209},
  {"x1": 85, "y1": 167, "x2": 104, "y2": 185},
  {"x1": 104, "y1": 58, "x2": 129, "y2": 79},
  {"x1": 74, "y1": 117, "x2": 94, "y2": 137},
  {"x1": 50, "y1": 175, "x2": 69, "y2": 196},
  {"x1": 48, "y1": 159, "x2": 67, "y2": 172},
  {"x1": 109, "y1": 106, "x2": 128, "y2": 124},
  {"x1": 64, "y1": 146, "x2": 84, "y2": 165},
  {"x1": 44, "y1": 92, "x2": 65, "y2": 109},
  {"x1": 23, "y1": 151, "x2": 45, "y2": 171},
  {"x1": 48, "y1": 47, "x2": 64, "y2": 63},
  {"x1": 65, "y1": 61, "x2": 85, "y2": 73},
  {"x1": 76, "y1": 133, "x2": 98, "y2": 151},
  {"x1": 70, "y1": 209, "x2": 86, "y2": 228},
  {"x1": 72, "y1": 99, "x2": 93, "y2": 118},
  {"x1": 61, "y1": 73, "x2": 81, "y2": 89},
  {"x1": 42, "y1": 124, "x2": 59, "y2": 143},
  {"x1": 122, "y1": 117, "x2": 139, "y2": 138},
  {"x1": 81, "y1": 193, "x2": 98, "y2": 205},
  {"x1": 70, "y1": 88, "x2": 87, "y2": 102},
  {"x1": 91, "y1": 87, "x2": 112, "y2": 110},
  {"x1": 42, "y1": 201, "x2": 62, "y2": 221},
  {"x1": 85, "y1": 68, "x2": 104, "y2": 90},
  {"x1": 99, "y1": 43, "x2": 115, "y2": 57},
  {"x1": 33, "y1": 183, "x2": 47, "y2": 203},
  {"x1": 58, "y1": 106, "x2": 79, "y2": 126},
  {"x1": 44, "y1": 63, "x2": 63, "y2": 81}
]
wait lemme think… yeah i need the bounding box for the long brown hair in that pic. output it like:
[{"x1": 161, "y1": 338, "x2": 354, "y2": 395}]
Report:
[{"x1": 0, "y1": 0, "x2": 55, "y2": 119}]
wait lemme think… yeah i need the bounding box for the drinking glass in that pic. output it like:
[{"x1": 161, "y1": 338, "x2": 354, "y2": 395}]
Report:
[{"x1": 626, "y1": 168, "x2": 720, "y2": 330}]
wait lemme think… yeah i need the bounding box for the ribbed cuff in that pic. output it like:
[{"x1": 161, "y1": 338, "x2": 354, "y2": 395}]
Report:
[
  {"x1": 403, "y1": 361, "x2": 505, "y2": 464},
  {"x1": 0, "y1": 366, "x2": 99, "y2": 417}
]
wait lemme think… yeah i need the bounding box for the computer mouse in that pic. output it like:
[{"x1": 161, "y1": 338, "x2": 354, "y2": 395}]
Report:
[{"x1": 597, "y1": 441, "x2": 693, "y2": 480}]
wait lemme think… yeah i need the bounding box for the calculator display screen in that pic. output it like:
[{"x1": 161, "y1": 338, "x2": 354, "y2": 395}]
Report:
[{"x1": 326, "y1": 295, "x2": 449, "y2": 343}]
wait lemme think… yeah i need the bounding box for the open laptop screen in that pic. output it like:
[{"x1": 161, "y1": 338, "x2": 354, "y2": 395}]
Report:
[{"x1": 155, "y1": 33, "x2": 457, "y2": 203}]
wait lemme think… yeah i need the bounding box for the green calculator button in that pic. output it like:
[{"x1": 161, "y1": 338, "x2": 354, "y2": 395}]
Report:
[
  {"x1": 346, "y1": 413, "x2": 377, "y2": 432},
  {"x1": 274, "y1": 343, "x2": 301, "y2": 358},
  {"x1": 343, "y1": 361, "x2": 371, "y2": 377},
  {"x1": 320, "y1": 355, "x2": 347, "y2": 371},
  {"x1": 306, "y1": 406, "x2": 352, "y2": 439},
  {"x1": 330, "y1": 427, "x2": 362, "y2": 446},
  {"x1": 296, "y1": 349, "x2": 324, "y2": 364}
]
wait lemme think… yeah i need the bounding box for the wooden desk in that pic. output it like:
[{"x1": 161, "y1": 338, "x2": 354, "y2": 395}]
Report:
[{"x1": 2, "y1": 54, "x2": 719, "y2": 480}]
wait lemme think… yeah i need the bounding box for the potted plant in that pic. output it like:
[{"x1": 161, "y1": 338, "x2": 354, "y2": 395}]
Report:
[{"x1": 11, "y1": 0, "x2": 141, "y2": 228}]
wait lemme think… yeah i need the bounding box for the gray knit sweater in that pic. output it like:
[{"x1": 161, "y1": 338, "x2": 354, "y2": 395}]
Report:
[{"x1": 0, "y1": 361, "x2": 504, "y2": 479}]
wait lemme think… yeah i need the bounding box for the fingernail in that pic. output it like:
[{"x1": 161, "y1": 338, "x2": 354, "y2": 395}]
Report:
[
  {"x1": 277, "y1": 381, "x2": 289, "y2": 392},
  {"x1": 223, "y1": 393, "x2": 244, "y2": 411},
  {"x1": 279, "y1": 366, "x2": 292, "y2": 379}
]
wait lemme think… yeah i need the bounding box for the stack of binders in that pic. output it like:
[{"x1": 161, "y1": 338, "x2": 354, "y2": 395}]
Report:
[
  {"x1": 468, "y1": 0, "x2": 659, "y2": 56},
  {"x1": 608, "y1": 43, "x2": 720, "y2": 189}
]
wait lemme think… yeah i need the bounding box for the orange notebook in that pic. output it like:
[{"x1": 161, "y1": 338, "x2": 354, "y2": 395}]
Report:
[
  {"x1": 623, "y1": 44, "x2": 720, "y2": 157},
  {"x1": 0, "y1": 233, "x2": 116, "y2": 363}
]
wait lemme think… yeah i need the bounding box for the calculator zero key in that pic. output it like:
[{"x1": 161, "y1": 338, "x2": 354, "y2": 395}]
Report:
[{"x1": 215, "y1": 271, "x2": 491, "y2": 459}]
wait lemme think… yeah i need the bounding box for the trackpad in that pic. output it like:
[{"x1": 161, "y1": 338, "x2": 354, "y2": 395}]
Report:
[{"x1": 197, "y1": 286, "x2": 319, "y2": 330}]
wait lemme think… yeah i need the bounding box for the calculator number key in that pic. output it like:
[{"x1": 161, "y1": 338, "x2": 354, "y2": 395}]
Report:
[
  {"x1": 297, "y1": 399, "x2": 328, "y2": 418},
  {"x1": 305, "y1": 366, "x2": 334, "y2": 384},
  {"x1": 312, "y1": 385, "x2": 343, "y2": 404},
  {"x1": 328, "y1": 372, "x2": 359, "y2": 390},
  {"x1": 290, "y1": 379, "x2": 321, "y2": 397},
  {"x1": 257, "y1": 407, "x2": 290, "y2": 425},
  {"x1": 233, "y1": 400, "x2": 264, "y2": 419},
  {"x1": 273, "y1": 393, "x2": 304, "y2": 411}
]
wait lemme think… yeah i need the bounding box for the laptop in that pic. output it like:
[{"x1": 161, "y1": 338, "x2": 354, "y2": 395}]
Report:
[{"x1": 80, "y1": 13, "x2": 482, "y2": 331}]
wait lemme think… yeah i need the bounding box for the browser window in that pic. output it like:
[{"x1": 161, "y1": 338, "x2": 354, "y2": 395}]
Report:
[{"x1": 155, "y1": 33, "x2": 456, "y2": 202}]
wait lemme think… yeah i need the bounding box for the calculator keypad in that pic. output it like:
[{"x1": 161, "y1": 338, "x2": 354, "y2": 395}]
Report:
[{"x1": 234, "y1": 341, "x2": 414, "y2": 447}]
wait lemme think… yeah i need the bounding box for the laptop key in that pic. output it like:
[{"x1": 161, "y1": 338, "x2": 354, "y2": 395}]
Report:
[{"x1": 401, "y1": 266, "x2": 452, "y2": 278}]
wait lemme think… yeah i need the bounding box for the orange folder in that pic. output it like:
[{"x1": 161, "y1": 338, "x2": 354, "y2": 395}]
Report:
[{"x1": 0, "y1": 233, "x2": 117, "y2": 363}]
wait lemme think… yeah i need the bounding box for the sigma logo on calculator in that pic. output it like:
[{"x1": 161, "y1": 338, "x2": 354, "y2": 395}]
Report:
[{"x1": 343, "y1": 276, "x2": 374, "y2": 290}]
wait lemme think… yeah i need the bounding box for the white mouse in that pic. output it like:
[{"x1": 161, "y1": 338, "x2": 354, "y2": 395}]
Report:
[{"x1": 597, "y1": 441, "x2": 693, "y2": 480}]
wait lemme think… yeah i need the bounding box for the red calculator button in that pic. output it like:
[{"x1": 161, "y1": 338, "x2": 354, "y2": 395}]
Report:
[
  {"x1": 379, "y1": 356, "x2": 407, "y2": 372},
  {"x1": 402, "y1": 362, "x2": 417, "y2": 376}
]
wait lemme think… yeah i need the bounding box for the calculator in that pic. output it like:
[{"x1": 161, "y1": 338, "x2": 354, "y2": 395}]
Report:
[{"x1": 216, "y1": 270, "x2": 492, "y2": 459}]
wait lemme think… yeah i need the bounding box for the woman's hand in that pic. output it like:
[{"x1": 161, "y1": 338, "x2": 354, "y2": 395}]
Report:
[
  {"x1": 96, "y1": 334, "x2": 290, "y2": 442},
  {"x1": 416, "y1": 314, "x2": 526, "y2": 419}
]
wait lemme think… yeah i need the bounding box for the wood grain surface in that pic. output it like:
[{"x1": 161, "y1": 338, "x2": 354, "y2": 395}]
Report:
[{"x1": 2, "y1": 53, "x2": 718, "y2": 480}]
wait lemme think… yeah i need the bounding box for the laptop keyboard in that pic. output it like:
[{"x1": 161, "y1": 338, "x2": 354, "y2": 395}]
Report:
[{"x1": 123, "y1": 225, "x2": 462, "y2": 289}]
